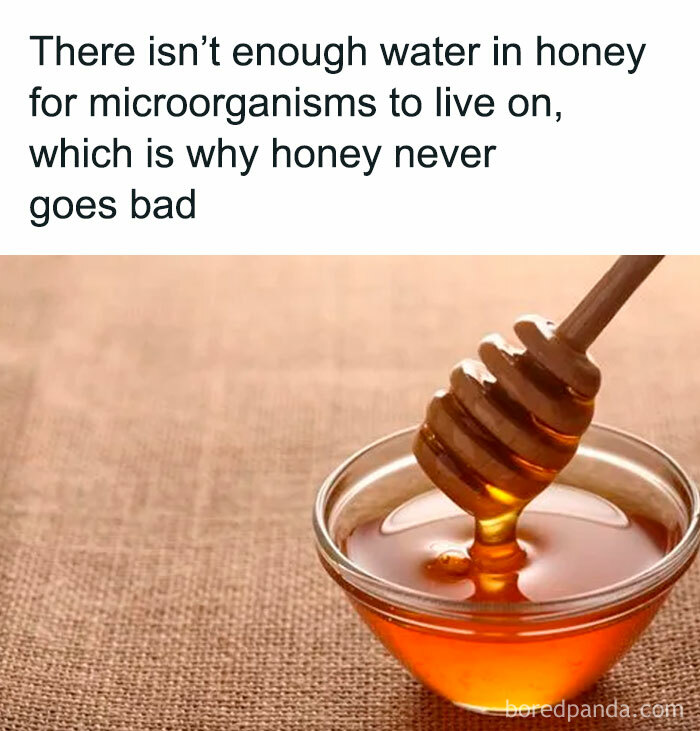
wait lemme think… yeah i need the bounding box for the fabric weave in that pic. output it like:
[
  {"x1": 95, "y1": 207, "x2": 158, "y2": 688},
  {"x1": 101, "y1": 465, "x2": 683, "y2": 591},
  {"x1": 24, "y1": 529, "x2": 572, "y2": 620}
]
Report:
[{"x1": 0, "y1": 256, "x2": 697, "y2": 730}]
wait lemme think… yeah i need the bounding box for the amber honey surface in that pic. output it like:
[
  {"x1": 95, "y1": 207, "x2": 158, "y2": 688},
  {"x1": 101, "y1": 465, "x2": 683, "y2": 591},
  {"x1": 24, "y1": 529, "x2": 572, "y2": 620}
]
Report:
[{"x1": 343, "y1": 484, "x2": 674, "y2": 711}]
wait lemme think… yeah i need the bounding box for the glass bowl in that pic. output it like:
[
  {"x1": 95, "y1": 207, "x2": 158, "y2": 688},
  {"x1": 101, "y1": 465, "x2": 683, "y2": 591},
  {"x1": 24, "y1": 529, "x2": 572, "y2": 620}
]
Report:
[{"x1": 313, "y1": 424, "x2": 700, "y2": 714}]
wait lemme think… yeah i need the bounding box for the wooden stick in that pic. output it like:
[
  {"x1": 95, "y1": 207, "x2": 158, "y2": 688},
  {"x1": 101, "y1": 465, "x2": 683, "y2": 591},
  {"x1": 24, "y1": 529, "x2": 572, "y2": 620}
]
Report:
[
  {"x1": 556, "y1": 255, "x2": 664, "y2": 352},
  {"x1": 414, "y1": 254, "x2": 666, "y2": 523}
]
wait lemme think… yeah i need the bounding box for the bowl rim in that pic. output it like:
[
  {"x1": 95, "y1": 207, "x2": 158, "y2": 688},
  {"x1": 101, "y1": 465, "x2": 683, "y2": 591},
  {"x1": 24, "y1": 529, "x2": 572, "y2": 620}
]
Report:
[{"x1": 312, "y1": 423, "x2": 700, "y2": 624}]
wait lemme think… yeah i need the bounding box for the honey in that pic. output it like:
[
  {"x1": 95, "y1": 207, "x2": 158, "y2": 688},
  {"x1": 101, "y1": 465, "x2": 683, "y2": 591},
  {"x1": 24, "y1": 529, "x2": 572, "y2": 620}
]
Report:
[
  {"x1": 345, "y1": 484, "x2": 672, "y2": 603},
  {"x1": 343, "y1": 482, "x2": 676, "y2": 711},
  {"x1": 314, "y1": 259, "x2": 697, "y2": 711}
]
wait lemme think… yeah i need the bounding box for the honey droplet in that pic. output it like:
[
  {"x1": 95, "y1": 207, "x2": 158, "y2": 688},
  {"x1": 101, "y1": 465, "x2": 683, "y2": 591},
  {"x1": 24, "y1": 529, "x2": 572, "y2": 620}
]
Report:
[{"x1": 426, "y1": 548, "x2": 471, "y2": 579}]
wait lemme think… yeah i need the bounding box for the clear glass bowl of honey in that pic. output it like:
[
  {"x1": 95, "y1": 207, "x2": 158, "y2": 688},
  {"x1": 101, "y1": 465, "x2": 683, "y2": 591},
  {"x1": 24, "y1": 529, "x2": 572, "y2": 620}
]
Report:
[{"x1": 313, "y1": 424, "x2": 700, "y2": 714}]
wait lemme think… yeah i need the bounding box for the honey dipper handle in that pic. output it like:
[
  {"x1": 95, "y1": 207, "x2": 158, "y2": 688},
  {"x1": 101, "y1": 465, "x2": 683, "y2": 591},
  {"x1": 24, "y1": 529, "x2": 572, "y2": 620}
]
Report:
[{"x1": 556, "y1": 255, "x2": 664, "y2": 352}]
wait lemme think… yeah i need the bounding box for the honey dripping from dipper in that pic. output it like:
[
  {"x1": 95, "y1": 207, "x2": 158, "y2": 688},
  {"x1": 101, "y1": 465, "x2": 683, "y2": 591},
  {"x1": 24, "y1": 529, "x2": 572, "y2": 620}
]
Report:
[
  {"x1": 412, "y1": 314, "x2": 599, "y2": 599},
  {"x1": 346, "y1": 256, "x2": 669, "y2": 604}
]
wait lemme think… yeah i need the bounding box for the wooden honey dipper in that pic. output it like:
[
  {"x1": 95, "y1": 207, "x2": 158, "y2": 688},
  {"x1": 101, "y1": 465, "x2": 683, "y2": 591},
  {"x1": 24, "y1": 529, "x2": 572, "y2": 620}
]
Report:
[{"x1": 413, "y1": 255, "x2": 664, "y2": 569}]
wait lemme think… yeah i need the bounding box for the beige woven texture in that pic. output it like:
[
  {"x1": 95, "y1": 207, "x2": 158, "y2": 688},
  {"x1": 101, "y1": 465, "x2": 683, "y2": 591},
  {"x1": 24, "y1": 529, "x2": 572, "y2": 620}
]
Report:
[{"x1": 0, "y1": 256, "x2": 698, "y2": 730}]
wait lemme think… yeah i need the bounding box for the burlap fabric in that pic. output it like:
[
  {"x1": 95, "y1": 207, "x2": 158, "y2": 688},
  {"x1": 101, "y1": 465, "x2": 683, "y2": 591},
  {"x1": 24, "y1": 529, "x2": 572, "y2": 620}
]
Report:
[{"x1": 0, "y1": 256, "x2": 697, "y2": 731}]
